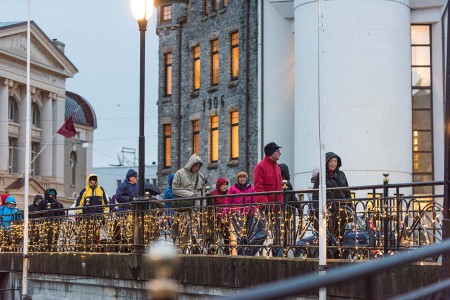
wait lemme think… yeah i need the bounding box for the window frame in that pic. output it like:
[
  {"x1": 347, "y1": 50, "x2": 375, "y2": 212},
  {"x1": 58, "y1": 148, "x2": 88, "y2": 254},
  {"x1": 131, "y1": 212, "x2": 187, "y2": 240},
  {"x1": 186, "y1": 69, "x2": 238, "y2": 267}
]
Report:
[
  {"x1": 230, "y1": 111, "x2": 239, "y2": 160},
  {"x1": 192, "y1": 120, "x2": 200, "y2": 155},
  {"x1": 164, "y1": 52, "x2": 173, "y2": 97},
  {"x1": 193, "y1": 45, "x2": 201, "y2": 91},
  {"x1": 211, "y1": 39, "x2": 219, "y2": 86},
  {"x1": 163, "y1": 124, "x2": 172, "y2": 168},
  {"x1": 230, "y1": 32, "x2": 239, "y2": 81},
  {"x1": 210, "y1": 115, "x2": 219, "y2": 163},
  {"x1": 160, "y1": 5, "x2": 172, "y2": 23}
]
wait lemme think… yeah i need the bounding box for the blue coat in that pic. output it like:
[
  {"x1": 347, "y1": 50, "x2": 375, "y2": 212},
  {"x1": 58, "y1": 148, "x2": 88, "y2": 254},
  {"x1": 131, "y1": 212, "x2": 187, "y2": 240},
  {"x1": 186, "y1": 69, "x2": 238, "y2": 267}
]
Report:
[{"x1": 0, "y1": 198, "x2": 22, "y2": 229}]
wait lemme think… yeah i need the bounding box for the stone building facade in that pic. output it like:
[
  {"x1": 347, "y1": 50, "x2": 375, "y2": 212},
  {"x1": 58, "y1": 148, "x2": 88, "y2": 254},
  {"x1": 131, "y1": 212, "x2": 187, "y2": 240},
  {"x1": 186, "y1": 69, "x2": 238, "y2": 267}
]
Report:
[{"x1": 156, "y1": 0, "x2": 259, "y2": 188}]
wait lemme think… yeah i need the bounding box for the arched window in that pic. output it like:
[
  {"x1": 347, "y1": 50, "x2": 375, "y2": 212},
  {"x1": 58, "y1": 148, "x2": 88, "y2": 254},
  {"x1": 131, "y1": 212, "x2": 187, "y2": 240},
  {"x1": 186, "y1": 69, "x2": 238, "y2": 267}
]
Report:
[
  {"x1": 69, "y1": 151, "x2": 77, "y2": 185},
  {"x1": 32, "y1": 103, "x2": 40, "y2": 127},
  {"x1": 8, "y1": 97, "x2": 18, "y2": 122}
]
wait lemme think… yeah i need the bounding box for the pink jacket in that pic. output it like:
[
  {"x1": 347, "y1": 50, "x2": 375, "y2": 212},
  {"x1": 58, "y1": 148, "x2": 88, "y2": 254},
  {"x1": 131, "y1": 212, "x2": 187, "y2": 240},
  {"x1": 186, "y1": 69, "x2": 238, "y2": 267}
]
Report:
[
  {"x1": 226, "y1": 183, "x2": 255, "y2": 213},
  {"x1": 253, "y1": 156, "x2": 283, "y2": 203}
]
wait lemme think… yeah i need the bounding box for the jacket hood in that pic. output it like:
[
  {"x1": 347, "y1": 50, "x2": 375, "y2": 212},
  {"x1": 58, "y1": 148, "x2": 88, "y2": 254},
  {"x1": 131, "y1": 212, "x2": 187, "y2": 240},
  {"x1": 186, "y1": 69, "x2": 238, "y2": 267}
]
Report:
[
  {"x1": 326, "y1": 152, "x2": 342, "y2": 170},
  {"x1": 279, "y1": 163, "x2": 290, "y2": 181},
  {"x1": 126, "y1": 169, "x2": 138, "y2": 180},
  {"x1": 183, "y1": 154, "x2": 203, "y2": 171},
  {"x1": 5, "y1": 196, "x2": 16, "y2": 204},
  {"x1": 167, "y1": 173, "x2": 175, "y2": 184},
  {"x1": 215, "y1": 177, "x2": 229, "y2": 191},
  {"x1": 33, "y1": 194, "x2": 43, "y2": 204},
  {"x1": 86, "y1": 173, "x2": 99, "y2": 186},
  {"x1": 44, "y1": 188, "x2": 57, "y2": 199},
  {"x1": 1, "y1": 194, "x2": 9, "y2": 202}
]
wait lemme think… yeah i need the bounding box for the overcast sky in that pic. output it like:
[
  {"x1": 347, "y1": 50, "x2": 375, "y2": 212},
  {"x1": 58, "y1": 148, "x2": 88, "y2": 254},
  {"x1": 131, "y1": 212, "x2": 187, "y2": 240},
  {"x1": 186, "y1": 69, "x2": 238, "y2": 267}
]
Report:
[{"x1": 1, "y1": 0, "x2": 159, "y2": 168}]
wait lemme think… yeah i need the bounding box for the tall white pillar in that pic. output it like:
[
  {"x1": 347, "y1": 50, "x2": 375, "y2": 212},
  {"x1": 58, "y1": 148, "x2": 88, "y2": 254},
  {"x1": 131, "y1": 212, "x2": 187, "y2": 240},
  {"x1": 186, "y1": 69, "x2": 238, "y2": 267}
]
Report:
[
  {"x1": 54, "y1": 95, "x2": 65, "y2": 183},
  {"x1": 0, "y1": 79, "x2": 12, "y2": 174},
  {"x1": 18, "y1": 85, "x2": 27, "y2": 174},
  {"x1": 40, "y1": 92, "x2": 55, "y2": 178},
  {"x1": 294, "y1": 0, "x2": 412, "y2": 187}
]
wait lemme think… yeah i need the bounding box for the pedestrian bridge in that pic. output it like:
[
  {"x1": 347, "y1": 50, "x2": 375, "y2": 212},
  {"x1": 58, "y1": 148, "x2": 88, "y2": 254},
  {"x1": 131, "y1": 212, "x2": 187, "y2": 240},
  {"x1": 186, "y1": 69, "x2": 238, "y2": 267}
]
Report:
[{"x1": 0, "y1": 179, "x2": 446, "y2": 299}]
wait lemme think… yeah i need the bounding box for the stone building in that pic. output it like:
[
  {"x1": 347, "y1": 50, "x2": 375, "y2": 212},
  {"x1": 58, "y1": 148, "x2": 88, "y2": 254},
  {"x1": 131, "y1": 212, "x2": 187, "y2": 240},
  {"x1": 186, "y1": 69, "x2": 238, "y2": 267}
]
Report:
[
  {"x1": 155, "y1": 1, "x2": 449, "y2": 197},
  {"x1": 0, "y1": 21, "x2": 96, "y2": 208},
  {"x1": 156, "y1": 0, "x2": 259, "y2": 188}
]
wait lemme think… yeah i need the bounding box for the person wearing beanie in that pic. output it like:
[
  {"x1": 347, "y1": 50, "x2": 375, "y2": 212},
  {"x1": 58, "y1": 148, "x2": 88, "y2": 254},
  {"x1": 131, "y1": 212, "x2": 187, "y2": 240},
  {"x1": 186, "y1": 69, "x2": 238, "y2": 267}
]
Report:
[
  {"x1": 0, "y1": 193, "x2": 9, "y2": 206},
  {"x1": 0, "y1": 196, "x2": 22, "y2": 230},
  {"x1": 76, "y1": 174, "x2": 108, "y2": 215},
  {"x1": 253, "y1": 142, "x2": 283, "y2": 204},
  {"x1": 227, "y1": 171, "x2": 255, "y2": 212},
  {"x1": 114, "y1": 169, "x2": 139, "y2": 211}
]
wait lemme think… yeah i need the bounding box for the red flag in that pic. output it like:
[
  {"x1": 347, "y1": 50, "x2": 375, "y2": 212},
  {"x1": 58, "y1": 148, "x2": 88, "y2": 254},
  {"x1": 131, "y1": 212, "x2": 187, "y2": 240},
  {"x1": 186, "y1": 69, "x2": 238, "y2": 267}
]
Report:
[{"x1": 57, "y1": 115, "x2": 77, "y2": 138}]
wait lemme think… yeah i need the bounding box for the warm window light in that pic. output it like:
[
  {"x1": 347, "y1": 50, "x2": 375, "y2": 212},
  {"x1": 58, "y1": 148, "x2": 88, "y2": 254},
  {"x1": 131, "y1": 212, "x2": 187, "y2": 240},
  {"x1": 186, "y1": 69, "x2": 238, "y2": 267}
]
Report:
[{"x1": 130, "y1": 0, "x2": 154, "y2": 20}]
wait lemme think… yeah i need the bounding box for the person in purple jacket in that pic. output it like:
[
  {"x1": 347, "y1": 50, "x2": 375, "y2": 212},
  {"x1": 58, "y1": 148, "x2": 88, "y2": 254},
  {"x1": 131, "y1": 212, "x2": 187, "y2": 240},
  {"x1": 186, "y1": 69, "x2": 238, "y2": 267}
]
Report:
[{"x1": 227, "y1": 171, "x2": 255, "y2": 213}]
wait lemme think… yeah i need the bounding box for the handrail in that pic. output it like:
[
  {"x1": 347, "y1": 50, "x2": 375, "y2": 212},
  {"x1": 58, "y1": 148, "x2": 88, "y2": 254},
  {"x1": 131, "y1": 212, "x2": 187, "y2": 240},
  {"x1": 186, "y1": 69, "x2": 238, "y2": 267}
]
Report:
[{"x1": 220, "y1": 239, "x2": 450, "y2": 300}]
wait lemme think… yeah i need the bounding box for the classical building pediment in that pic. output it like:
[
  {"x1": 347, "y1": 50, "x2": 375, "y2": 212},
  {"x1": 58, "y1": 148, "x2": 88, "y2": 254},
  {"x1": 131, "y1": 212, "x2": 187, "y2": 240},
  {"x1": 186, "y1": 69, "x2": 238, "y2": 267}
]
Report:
[{"x1": 0, "y1": 21, "x2": 78, "y2": 79}]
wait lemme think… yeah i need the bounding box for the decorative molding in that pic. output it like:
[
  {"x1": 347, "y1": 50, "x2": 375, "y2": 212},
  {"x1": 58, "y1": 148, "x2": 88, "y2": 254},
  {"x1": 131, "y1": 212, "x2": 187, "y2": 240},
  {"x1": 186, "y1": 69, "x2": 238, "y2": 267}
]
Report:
[
  {"x1": 48, "y1": 92, "x2": 58, "y2": 100},
  {"x1": 3, "y1": 79, "x2": 13, "y2": 88},
  {"x1": 31, "y1": 128, "x2": 41, "y2": 139},
  {"x1": 8, "y1": 123, "x2": 20, "y2": 136}
]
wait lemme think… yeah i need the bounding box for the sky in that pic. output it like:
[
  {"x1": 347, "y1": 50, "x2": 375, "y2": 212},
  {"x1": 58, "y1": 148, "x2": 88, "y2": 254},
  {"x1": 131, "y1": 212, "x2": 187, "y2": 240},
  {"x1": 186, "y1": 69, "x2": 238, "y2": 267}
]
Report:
[{"x1": 1, "y1": 0, "x2": 159, "y2": 168}]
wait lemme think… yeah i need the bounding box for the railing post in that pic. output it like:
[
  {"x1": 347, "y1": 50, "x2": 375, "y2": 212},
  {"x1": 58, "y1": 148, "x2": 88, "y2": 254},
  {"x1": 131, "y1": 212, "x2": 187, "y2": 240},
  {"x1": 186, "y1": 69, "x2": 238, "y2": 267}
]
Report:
[
  {"x1": 383, "y1": 173, "x2": 389, "y2": 256},
  {"x1": 133, "y1": 196, "x2": 146, "y2": 254}
]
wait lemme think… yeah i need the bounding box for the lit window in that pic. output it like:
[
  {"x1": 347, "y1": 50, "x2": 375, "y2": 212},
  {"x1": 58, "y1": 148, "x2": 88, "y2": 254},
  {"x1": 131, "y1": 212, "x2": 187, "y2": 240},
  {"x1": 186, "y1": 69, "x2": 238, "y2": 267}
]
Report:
[
  {"x1": 230, "y1": 111, "x2": 239, "y2": 159},
  {"x1": 212, "y1": 0, "x2": 219, "y2": 11},
  {"x1": 164, "y1": 124, "x2": 172, "y2": 168},
  {"x1": 193, "y1": 46, "x2": 201, "y2": 91},
  {"x1": 230, "y1": 32, "x2": 239, "y2": 80},
  {"x1": 160, "y1": 5, "x2": 172, "y2": 23},
  {"x1": 223, "y1": 0, "x2": 227, "y2": 8},
  {"x1": 411, "y1": 24, "x2": 433, "y2": 194},
  {"x1": 164, "y1": 53, "x2": 172, "y2": 96},
  {"x1": 210, "y1": 116, "x2": 219, "y2": 163},
  {"x1": 211, "y1": 39, "x2": 219, "y2": 86},
  {"x1": 192, "y1": 120, "x2": 200, "y2": 155},
  {"x1": 204, "y1": 0, "x2": 209, "y2": 16}
]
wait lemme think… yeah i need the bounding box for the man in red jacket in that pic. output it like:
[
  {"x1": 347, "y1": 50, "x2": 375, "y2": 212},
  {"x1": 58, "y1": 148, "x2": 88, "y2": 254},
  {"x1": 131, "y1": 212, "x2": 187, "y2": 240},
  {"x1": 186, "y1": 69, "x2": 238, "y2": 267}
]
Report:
[{"x1": 253, "y1": 142, "x2": 283, "y2": 204}]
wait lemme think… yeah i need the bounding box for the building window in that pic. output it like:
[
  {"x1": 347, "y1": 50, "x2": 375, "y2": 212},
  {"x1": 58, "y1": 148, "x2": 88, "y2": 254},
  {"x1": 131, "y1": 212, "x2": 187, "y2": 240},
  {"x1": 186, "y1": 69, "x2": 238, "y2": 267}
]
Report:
[
  {"x1": 193, "y1": 46, "x2": 201, "y2": 91},
  {"x1": 192, "y1": 120, "x2": 200, "y2": 155},
  {"x1": 31, "y1": 103, "x2": 40, "y2": 127},
  {"x1": 31, "y1": 142, "x2": 40, "y2": 177},
  {"x1": 70, "y1": 151, "x2": 77, "y2": 185},
  {"x1": 8, "y1": 138, "x2": 18, "y2": 175},
  {"x1": 223, "y1": 0, "x2": 227, "y2": 8},
  {"x1": 411, "y1": 24, "x2": 433, "y2": 195},
  {"x1": 8, "y1": 97, "x2": 17, "y2": 122},
  {"x1": 163, "y1": 124, "x2": 172, "y2": 168},
  {"x1": 230, "y1": 111, "x2": 239, "y2": 159},
  {"x1": 230, "y1": 32, "x2": 239, "y2": 80},
  {"x1": 204, "y1": 0, "x2": 209, "y2": 16},
  {"x1": 212, "y1": 0, "x2": 219, "y2": 11},
  {"x1": 160, "y1": 5, "x2": 172, "y2": 23},
  {"x1": 210, "y1": 115, "x2": 219, "y2": 163},
  {"x1": 164, "y1": 53, "x2": 172, "y2": 96},
  {"x1": 211, "y1": 39, "x2": 219, "y2": 86}
]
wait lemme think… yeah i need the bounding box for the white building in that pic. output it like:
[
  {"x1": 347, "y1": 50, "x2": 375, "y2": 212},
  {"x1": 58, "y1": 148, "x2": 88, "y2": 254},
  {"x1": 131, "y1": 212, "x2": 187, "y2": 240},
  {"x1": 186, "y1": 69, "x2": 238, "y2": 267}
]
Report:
[
  {"x1": 262, "y1": 0, "x2": 446, "y2": 194},
  {"x1": 0, "y1": 21, "x2": 96, "y2": 208}
]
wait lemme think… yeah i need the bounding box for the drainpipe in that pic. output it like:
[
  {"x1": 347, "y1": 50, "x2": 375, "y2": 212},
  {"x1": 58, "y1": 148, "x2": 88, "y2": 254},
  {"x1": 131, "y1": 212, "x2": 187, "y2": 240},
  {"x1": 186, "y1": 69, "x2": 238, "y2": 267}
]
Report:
[
  {"x1": 177, "y1": 16, "x2": 186, "y2": 169},
  {"x1": 245, "y1": 0, "x2": 251, "y2": 173},
  {"x1": 259, "y1": 0, "x2": 265, "y2": 161}
]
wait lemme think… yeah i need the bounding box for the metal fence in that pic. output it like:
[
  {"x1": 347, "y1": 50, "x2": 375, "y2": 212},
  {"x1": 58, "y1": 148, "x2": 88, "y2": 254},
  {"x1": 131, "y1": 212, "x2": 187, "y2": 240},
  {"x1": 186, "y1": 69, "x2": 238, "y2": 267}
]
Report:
[{"x1": 0, "y1": 179, "x2": 444, "y2": 259}]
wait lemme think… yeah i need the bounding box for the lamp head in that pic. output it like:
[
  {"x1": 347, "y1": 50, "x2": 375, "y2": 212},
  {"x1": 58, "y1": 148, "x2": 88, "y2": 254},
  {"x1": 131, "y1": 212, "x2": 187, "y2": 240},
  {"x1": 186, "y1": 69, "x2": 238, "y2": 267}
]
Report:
[{"x1": 131, "y1": 0, "x2": 154, "y2": 21}]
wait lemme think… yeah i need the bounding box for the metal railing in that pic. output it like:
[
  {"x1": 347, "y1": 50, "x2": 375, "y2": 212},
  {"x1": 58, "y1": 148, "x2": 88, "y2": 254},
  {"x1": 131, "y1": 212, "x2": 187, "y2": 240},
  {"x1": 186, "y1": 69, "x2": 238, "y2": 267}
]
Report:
[{"x1": 0, "y1": 179, "x2": 444, "y2": 259}]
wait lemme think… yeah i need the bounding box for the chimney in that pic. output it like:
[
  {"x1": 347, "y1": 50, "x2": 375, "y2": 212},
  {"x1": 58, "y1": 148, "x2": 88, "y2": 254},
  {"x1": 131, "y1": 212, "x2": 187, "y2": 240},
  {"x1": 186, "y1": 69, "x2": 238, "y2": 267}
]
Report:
[{"x1": 52, "y1": 39, "x2": 65, "y2": 53}]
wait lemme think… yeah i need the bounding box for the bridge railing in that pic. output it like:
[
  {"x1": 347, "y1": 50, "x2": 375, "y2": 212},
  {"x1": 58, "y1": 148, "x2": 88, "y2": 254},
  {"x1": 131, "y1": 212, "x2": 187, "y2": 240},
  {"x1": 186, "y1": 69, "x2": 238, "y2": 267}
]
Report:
[{"x1": 0, "y1": 179, "x2": 444, "y2": 258}]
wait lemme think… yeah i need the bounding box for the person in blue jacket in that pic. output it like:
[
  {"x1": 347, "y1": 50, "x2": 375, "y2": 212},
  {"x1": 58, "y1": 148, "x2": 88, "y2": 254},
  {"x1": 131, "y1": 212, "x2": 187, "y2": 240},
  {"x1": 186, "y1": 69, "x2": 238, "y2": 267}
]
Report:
[
  {"x1": 163, "y1": 173, "x2": 175, "y2": 208},
  {"x1": 114, "y1": 169, "x2": 139, "y2": 211},
  {"x1": 0, "y1": 196, "x2": 22, "y2": 230}
]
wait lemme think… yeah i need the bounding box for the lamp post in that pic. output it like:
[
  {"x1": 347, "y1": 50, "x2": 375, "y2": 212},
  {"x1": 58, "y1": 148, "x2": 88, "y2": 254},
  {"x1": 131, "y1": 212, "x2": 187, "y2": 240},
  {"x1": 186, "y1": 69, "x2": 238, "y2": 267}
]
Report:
[{"x1": 131, "y1": 0, "x2": 153, "y2": 253}]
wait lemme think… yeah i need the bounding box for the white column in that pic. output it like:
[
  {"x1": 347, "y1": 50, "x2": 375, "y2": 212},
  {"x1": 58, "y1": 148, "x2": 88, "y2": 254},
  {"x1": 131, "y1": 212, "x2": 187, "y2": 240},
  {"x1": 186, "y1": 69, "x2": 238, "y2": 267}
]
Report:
[
  {"x1": 293, "y1": 0, "x2": 412, "y2": 187},
  {"x1": 40, "y1": 92, "x2": 55, "y2": 178},
  {"x1": 53, "y1": 95, "x2": 65, "y2": 183},
  {"x1": 18, "y1": 85, "x2": 27, "y2": 174},
  {"x1": 0, "y1": 79, "x2": 12, "y2": 174}
]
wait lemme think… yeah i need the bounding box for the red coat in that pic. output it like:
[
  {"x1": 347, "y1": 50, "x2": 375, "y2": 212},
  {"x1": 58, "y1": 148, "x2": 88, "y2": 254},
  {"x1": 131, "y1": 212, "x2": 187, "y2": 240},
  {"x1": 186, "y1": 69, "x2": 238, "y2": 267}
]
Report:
[{"x1": 253, "y1": 156, "x2": 283, "y2": 203}]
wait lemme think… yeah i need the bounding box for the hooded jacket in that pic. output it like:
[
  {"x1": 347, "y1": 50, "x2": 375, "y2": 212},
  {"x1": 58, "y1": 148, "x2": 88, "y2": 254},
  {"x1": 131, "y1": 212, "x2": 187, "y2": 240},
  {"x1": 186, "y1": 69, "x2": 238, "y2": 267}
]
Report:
[
  {"x1": 0, "y1": 196, "x2": 23, "y2": 229},
  {"x1": 37, "y1": 188, "x2": 64, "y2": 216},
  {"x1": 172, "y1": 154, "x2": 207, "y2": 208},
  {"x1": 114, "y1": 169, "x2": 139, "y2": 211},
  {"x1": 29, "y1": 194, "x2": 43, "y2": 212},
  {"x1": 0, "y1": 193, "x2": 8, "y2": 206},
  {"x1": 162, "y1": 173, "x2": 175, "y2": 209},
  {"x1": 210, "y1": 177, "x2": 229, "y2": 206},
  {"x1": 253, "y1": 155, "x2": 283, "y2": 203},
  {"x1": 312, "y1": 152, "x2": 350, "y2": 201},
  {"x1": 227, "y1": 177, "x2": 255, "y2": 214},
  {"x1": 76, "y1": 173, "x2": 108, "y2": 214}
]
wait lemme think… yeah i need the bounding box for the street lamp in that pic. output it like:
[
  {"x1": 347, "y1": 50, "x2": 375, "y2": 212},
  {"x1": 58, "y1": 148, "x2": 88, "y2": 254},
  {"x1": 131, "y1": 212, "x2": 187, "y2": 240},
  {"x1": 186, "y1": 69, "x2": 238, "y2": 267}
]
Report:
[{"x1": 130, "y1": 0, "x2": 153, "y2": 253}]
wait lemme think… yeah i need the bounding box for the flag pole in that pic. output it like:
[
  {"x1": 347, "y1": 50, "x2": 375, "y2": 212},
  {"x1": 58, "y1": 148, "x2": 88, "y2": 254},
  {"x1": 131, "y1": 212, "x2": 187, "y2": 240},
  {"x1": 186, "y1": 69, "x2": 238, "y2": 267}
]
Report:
[{"x1": 22, "y1": 0, "x2": 31, "y2": 298}]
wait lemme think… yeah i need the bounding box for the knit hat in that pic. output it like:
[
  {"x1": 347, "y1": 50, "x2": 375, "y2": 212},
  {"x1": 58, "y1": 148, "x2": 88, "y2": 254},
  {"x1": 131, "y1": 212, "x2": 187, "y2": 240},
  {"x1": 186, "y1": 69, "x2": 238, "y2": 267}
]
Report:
[
  {"x1": 264, "y1": 142, "x2": 282, "y2": 156},
  {"x1": 126, "y1": 169, "x2": 138, "y2": 180},
  {"x1": 236, "y1": 170, "x2": 248, "y2": 181}
]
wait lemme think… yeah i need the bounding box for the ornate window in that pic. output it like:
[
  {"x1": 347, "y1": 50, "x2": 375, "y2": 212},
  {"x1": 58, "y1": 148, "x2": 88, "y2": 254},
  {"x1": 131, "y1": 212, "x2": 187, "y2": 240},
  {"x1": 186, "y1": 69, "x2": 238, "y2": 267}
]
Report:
[
  {"x1": 164, "y1": 53, "x2": 172, "y2": 96},
  {"x1": 230, "y1": 32, "x2": 239, "y2": 80},
  {"x1": 193, "y1": 46, "x2": 201, "y2": 91},
  {"x1": 192, "y1": 120, "x2": 200, "y2": 155},
  {"x1": 211, "y1": 39, "x2": 219, "y2": 86},
  {"x1": 230, "y1": 111, "x2": 239, "y2": 159},
  {"x1": 411, "y1": 24, "x2": 433, "y2": 194},
  {"x1": 163, "y1": 124, "x2": 172, "y2": 168},
  {"x1": 210, "y1": 115, "x2": 219, "y2": 163}
]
